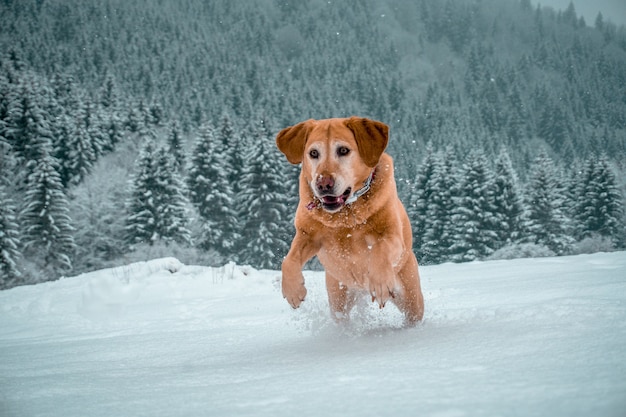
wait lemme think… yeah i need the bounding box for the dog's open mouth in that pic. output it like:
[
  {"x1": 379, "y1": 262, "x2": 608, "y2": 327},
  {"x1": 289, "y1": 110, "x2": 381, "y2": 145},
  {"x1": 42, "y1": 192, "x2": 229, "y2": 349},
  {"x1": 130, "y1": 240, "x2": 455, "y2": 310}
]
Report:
[{"x1": 320, "y1": 188, "x2": 352, "y2": 212}]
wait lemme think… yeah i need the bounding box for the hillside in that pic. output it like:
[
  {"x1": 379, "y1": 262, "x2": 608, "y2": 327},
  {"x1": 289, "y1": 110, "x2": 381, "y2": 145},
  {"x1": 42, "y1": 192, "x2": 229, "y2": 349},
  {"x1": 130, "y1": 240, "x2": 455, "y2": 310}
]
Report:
[
  {"x1": 1, "y1": 252, "x2": 626, "y2": 416},
  {"x1": 1, "y1": 0, "x2": 625, "y2": 286},
  {"x1": 2, "y1": 0, "x2": 625, "y2": 164}
]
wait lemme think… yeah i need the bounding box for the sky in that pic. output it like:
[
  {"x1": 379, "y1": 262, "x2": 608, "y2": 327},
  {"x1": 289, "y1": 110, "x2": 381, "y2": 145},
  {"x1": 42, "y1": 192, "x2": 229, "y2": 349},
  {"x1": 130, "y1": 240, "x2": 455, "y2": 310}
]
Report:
[{"x1": 534, "y1": 0, "x2": 626, "y2": 27}]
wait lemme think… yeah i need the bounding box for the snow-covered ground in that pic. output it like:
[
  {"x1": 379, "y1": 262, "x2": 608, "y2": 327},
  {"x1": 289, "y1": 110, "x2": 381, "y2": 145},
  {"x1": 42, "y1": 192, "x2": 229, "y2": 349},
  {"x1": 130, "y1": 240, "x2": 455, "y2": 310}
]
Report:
[{"x1": 1, "y1": 252, "x2": 626, "y2": 417}]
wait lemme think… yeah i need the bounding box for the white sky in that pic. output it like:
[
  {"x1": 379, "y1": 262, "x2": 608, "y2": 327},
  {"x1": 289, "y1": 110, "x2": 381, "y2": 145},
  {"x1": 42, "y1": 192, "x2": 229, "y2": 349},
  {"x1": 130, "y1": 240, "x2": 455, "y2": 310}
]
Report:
[{"x1": 533, "y1": 0, "x2": 626, "y2": 27}]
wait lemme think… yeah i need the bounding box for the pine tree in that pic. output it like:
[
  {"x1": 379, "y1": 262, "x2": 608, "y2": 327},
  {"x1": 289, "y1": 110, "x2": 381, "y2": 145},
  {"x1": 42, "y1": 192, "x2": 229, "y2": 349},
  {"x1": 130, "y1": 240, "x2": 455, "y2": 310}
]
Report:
[
  {"x1": 574, "y1": 154, "x2": 624, "y2": 246},
  {"x1": 99, "y1": 73, "x2": 124, "y2": 153},
  {"x1": 420, "y1": 148, "x2": 458, "y2": 264},
  {"x1": 20, "y1": 138, "x2": 75, "y2": 273},
  {"x1": 523, "y1": 151, "x2": 574, "y2": 254},
  {"x1": 492, "y1": 147, "x2": 526, "y2": 248},
  {"x1": 187, "y1": 123, "x2": 240, "y2": 255},
  {"x1": 187, "y1": 123, "x2": 215, "y2": 217},
  {"x1": 449, "y1": 149, "x2": 499, "y2": 262},
  {"x1": 167, "y1": 120, "x2": 185, "y2": 173},
  {"x1": 126, "y1": 140, "x2": 191, "y2": 246},
  {"x1": 59, "y1": 105, "x2": 97, "y2": 187},
  {"x1": 0, "y1": 184, "x2": 22, "y2": 288},
  {"x1": 152, "y1": 146, "x2": 192, "y2": 245},
  {"x1": 5, "y1": 82, "x2": 52, "y2": 171},
  {"x1": 237, "y1": 118, "x2": 292, "y2": 269},
  {"x1": 100, "y1": 72, "x2": 120, "y2": 111},
  {"x1": 408, "y1": 144, "x2": 438, "y2": 258},
  {"x1": 81, "y1": 99, "x2": 106, "y2": 159},
  {"x1": 216, "y1": 113, "x2": 237, "y2": 183}
]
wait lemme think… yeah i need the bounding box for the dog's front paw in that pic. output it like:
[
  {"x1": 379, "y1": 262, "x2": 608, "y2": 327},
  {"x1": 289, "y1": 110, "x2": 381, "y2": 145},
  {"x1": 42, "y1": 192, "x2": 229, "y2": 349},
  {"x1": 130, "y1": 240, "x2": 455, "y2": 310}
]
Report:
[
  {"x1": 282, "y1": 274, "x2": 307, "y2": 309},
  {"x1": 369, "y1": 279, "x2": 397, "y2": 309}
]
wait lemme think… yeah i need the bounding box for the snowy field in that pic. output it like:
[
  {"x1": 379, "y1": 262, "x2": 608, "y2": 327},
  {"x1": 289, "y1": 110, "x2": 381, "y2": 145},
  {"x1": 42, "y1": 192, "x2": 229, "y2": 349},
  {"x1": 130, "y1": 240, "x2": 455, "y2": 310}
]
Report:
[{"x1": 1, "y1": 252, "x2": 626, "y2": 417}]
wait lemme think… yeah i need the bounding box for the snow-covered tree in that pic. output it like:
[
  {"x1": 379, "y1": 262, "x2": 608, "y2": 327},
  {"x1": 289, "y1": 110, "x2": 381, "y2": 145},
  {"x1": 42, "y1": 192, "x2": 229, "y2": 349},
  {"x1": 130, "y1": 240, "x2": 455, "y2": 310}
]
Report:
[
  {"x1": 167, "y1": 120, "x2": 185, "y2": 173},
  {"x1": 420, "y1": 147, "x2": 458, "y2": 264},
  {"x1": 100, "y1": 72, "x2": 120, "y2": 111},
  {"x1": 523, "y1": 151, "x2": 574, "y2": 254},
  {"x1": 573, "y1": 154, "x2": 624, "y2": 246},
  {"x1": 20, "y1": 138, "x2": 75, "y2": 273},
  {"x1": 126, "y1": 139, "x2": 191, "y2": 247},
  {"x1": 237, "y1": 118, "x2": 292, "y2": 268},
  {"x1": 187, "y1": 123, "x2": 214, "y2": 216},
  {"x1": 56, "y1": 106, "x2": 97, "y2": 187},
  {"x1": 408, "y1": 143, "x2": 438, "y2": 257},
  {"x1": 5, "y1": 82, "x2": 52, "y2": 169},
  {"x1": 492, "y1": 147, "x2": 526, "y2": 248},
  {"x1": 0, "y1": 184, "x2": 21, "y2": 288},
  {"x1": 449, "y1": 149, "x2": 499, "y2": 261},
  {"x1": 187, "y1": 123, "x2": 239, "y2": 255},
  {"x1": 216, "y1": 113, "x2": 237, "y2": 182},
  {"x1": 98, "y1": 72, "x2": 125, "y2": 151}
]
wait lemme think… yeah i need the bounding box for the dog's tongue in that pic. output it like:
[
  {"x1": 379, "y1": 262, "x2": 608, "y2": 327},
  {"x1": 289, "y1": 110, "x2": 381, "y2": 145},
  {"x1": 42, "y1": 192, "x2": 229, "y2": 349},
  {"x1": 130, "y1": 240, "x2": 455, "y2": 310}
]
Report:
[
  {"x1": 321, "y1": 189, "x2": 351, "y2": 206},
  {"x1": 322, "y1": 195, "x2": 342, "y2": 205}
]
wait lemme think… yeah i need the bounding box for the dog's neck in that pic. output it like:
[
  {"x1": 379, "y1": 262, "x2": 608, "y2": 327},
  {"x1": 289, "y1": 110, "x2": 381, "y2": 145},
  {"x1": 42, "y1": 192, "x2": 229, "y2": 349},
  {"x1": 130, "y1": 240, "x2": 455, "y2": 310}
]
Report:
[{"x1": 345, "y1": 168, "x2": 376, "y2": 205}]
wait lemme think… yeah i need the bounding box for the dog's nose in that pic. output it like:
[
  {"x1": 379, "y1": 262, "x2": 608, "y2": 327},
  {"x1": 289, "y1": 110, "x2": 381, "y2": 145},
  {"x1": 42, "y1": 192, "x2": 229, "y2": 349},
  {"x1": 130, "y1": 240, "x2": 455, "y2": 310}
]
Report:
[{"x1": 316, "y1": 175, "x2": 335, "y2": 193}]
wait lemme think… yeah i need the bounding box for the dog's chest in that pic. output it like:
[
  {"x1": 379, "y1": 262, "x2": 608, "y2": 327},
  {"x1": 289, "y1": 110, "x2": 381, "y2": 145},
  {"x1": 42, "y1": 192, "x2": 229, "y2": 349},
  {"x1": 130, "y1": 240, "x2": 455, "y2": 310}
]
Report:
[{"x1": 317, "y1": 230, "x2": 380, "y2": 282}]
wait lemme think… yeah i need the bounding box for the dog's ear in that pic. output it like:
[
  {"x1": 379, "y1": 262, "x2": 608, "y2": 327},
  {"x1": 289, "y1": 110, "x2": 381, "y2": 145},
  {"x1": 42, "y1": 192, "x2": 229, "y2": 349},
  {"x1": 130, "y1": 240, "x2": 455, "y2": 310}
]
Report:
[
  {"x1": 345, "y1": 117, "x2": 389, "y2": 167},
  {"x1": 276, "y1": 119, "x2": 314, "y2": 164}
]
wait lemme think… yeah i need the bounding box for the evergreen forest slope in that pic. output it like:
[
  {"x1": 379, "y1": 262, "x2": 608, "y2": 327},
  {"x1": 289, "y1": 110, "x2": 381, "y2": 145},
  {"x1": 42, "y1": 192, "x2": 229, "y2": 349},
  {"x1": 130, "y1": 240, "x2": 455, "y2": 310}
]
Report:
[{"x1": 0, "y1": 0, "x2": 625, "y2": 287}]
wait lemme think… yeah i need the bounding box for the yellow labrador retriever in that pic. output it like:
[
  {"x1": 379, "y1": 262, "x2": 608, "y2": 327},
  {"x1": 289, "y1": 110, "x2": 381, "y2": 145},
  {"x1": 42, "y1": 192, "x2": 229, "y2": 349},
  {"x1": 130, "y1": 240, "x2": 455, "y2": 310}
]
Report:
[{"x1": 276, "y1": 117, "x2": 424, "y2": 325}]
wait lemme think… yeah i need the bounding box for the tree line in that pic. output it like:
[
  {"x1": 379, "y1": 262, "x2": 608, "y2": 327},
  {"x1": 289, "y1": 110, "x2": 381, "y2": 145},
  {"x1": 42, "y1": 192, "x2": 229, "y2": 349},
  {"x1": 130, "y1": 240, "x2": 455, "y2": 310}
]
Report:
[{"x1": 408, "y1": 146, "x2": 624, "y2": 265}]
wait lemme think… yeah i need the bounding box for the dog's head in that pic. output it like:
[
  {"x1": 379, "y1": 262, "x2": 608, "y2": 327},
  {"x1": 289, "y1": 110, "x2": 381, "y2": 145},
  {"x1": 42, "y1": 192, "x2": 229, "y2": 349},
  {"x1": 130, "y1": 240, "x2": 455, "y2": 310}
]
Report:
[{"x1": 276, "y1": 117, "x2": 389, "y2": 213}]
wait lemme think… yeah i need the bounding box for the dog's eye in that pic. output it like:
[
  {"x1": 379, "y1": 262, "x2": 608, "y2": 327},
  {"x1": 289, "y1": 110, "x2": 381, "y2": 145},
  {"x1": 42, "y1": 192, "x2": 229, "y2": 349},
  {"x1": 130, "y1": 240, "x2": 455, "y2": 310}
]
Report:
[
  {"x1": 309, "y1": 149, "x2": 319, "y2": 159},
  {"x1": 337, "y1": 146, "x2": 350, "y2": 157}
]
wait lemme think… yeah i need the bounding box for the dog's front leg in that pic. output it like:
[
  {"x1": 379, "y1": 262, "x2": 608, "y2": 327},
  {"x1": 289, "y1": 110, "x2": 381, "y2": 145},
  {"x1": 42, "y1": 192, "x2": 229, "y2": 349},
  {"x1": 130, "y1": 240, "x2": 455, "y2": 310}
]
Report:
[
  {"x1": 368, "y1": 236, "x2": 404, "y2": 309},
  {"x1": 282, "y1": 229, "x2": 320, "y2": 309}
]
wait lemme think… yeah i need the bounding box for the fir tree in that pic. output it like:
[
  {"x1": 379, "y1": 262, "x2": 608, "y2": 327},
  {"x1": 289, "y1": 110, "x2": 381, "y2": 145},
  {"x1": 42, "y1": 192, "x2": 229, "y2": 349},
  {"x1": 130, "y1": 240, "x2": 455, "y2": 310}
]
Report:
[
  {"x1": 492, "y1": 147, "x2": 526, "y2": 248},
  {"x1": 167, "y1": 121, "x2": 185, "y2": 173},
  {"x1": 126, "y1": 140, "x2": 191, "y2": 246},
  {"x1": 152, "y1": 146, "x2": 192, "y2": 245},
  {"x1": 100, "y1": 72, "x2": 120, "y2": 111},
  {"x1": 449, "y1": 149, "x2": 499, "y2": 262},
  {"x1": 0, "y1": 184, "x2": 22, "y2": 288},
  {"x1": 81, "y1": 99, "x2": 106, "y2": 159},
  {"x1": 101, "y1": 110, "x2": 124, "y2": 153},
  {"x1": 408, "y1": 144, "x2": 438, "y2": 258},
  {"x1": 59, "y1": 106, "x2": 97, "y2": 187},
  {"x1": 20, "y1": 138, "x2": 75, "y2": 273},
  {"x1": 574, "y1": 154, "x2": 624, "y2": 246},
  {"x1": 420, "y1": 148, "x2": 458, "y2": 264},
  {"x1": 5, "y1": 82, "x2": 52, "y2": 170},
  {"x1": 99, "y1": 72, "x2": 124, "y2": 152},
  {"x1": 187, "y1": 122, "x2": 240, "y2": 255},
  {"x1": 216, "y1": 113, "x2": 237, "y2": 183},
  {"x1": 238, "y1": 118, "x2": 292, "y2": 269},
  {"x1": 187, "y1": 123, "x2": 215, "y2": 218},
  {"x1": 523, "y1": 151, "x2": 574, "y2": 254}
]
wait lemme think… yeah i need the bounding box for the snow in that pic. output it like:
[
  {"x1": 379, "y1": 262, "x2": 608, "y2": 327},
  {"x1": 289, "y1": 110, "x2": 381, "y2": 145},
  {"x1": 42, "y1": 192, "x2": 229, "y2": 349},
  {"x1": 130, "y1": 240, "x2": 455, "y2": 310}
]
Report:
[{"x1": 2, "y1": 252, "x2": 626, "y2": 417}]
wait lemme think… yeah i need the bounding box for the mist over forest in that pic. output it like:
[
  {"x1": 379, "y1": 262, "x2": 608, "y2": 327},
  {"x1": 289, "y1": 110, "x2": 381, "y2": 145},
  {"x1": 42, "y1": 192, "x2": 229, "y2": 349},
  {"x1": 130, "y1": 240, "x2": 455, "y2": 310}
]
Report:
[{"x1": 1, "y1": 0, "x2": 625, "y2": 289}]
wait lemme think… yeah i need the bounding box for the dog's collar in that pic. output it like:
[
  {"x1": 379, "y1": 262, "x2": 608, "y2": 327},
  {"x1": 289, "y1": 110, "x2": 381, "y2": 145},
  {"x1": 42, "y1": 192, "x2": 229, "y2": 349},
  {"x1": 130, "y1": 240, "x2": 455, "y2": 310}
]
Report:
[
  {"x1": 345, "y1": 168, "x2": 376, "y2": 204},
  {"x1": 306, "y1": 168, "x2": 376, "y2": 211}
]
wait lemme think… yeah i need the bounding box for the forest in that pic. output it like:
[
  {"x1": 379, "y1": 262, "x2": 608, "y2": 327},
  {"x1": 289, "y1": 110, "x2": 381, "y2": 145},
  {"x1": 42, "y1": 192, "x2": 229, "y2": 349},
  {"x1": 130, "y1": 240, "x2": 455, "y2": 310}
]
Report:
[{"x1": 0, "y1": 0, "x2": 625, "y2": 289}]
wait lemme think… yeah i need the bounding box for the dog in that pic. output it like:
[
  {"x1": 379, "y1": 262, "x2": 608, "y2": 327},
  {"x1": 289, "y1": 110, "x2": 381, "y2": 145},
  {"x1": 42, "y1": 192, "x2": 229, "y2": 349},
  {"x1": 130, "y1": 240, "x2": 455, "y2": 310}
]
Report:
[{"x1": 276, "y1": 117, "x2": 424, "y2": 325}]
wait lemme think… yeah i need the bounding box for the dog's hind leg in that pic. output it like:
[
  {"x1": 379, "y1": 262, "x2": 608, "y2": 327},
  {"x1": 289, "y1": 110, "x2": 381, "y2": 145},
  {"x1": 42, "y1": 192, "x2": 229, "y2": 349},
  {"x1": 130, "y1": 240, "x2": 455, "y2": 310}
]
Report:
[
  {"x1": 325, "y1": 272, "x2": 356, "y2": 322},
  {"x1": 395, "y1": 254, "x2": 425, "y2": 326}
]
